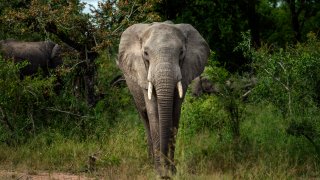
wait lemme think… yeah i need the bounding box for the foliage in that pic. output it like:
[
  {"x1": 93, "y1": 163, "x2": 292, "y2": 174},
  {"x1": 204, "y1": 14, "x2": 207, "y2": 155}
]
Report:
[
  {"x1": 180, "y1": 94, "x2": 227, "y2": 138},
  {"x1": 248, "y1": 32, "x2": 320, "y2": 157},
  {"x1": 0, "y1": 0, "x2": 87, "y2": 41},
  {"x1": 0, "y1": 52, "x2": 132, "y2": 144},
  {"x1": 181, "y1": 52, "x2": 228, "y2": 139},
  {"x1": 251, "y1": 33, "x2": 320, "y2": 116},
  {"x1": 0, "y1": 57, "x2": 56, "y2": 143},
  {"x1": 202, "y1": 51, "x2": 255, "y2": 142},
  {"x1": 0, "y1": 0, "x2": 163, "y2": 141},
  {"x1": 0, "y1": 0, "x2": 162, "y2": 106},
  {"x1": 179, "y1": 34, "x2": 320, "y2": 176},
  {"x1": 152, "y1": 0, "x2": 320, "y2": 72},
  {"x1": 182, "y1": 51, "x2": 255, "y2": 166},
  {"x1": 92, "y1": 0, "x2": 162, "y2": 52},
  {"x1": 169, "y1": 0, "x2": 249, "y2": 71},
  {"x1": 93, "y1": 52, "x2": 133, "y2": 125},
  {"x1": 0, "y1": 0, "x2": 162, "y2": 49}
]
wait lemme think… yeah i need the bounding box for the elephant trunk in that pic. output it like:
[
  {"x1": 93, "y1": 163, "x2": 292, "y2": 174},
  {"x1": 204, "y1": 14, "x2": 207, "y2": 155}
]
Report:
[{"x1": 154, "y1": 63, "x2": 175, "y2": 175}]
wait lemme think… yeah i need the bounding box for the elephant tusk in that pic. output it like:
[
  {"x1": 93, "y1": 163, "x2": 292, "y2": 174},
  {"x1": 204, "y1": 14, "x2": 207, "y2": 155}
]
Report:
[
  {"x1": 148, "y1": 81, "x2": 153, "y2": 100},
  {"x1": 177, "y1": 81, "x2": 183, "y2": 98}
]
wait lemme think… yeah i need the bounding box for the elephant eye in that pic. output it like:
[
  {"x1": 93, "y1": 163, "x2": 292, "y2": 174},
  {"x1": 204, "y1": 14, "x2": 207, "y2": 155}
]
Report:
[
  {"x1": 179, "y1": 49, "x2": 184, "y2": 58},
  {"x1": 144, "y1": 51, "x2": 148, "y2": 57}
]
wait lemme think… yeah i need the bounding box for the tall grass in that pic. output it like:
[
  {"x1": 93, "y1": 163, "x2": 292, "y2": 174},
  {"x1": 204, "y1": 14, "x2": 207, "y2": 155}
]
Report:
[
  {"x1": 0, "y1": 108, "x2": 155, "y2": 179},
  {"x1": 0, "y1": 101, "x2": 319, "y2": 179},
  {"x1": 176, "y1": 100, "x2": 319, "y2": 179}
]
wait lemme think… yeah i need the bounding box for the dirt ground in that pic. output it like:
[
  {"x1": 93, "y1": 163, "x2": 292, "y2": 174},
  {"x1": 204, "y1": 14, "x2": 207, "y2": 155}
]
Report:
[{"x1": 0, "y1": 170, "x2": 93, "y2": 180}]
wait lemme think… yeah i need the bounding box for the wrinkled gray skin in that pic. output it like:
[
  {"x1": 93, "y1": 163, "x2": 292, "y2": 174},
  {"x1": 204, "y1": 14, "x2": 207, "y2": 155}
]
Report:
[
  {"x1": 0, "y1": 40, "x2": 62, "y2": 77},
  {"x1": 117, "y1": 22, "x2": 210, "y2": 177}
]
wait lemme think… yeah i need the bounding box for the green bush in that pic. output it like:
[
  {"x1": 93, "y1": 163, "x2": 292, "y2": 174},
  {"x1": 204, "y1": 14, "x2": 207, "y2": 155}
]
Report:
[
  {"x1": 0, "y1": 57, "x2": 56, "y2": 143},
  {"x1": 94, "y1": 52, "x2": 133, "y2": 124},
  {"x1": 249, "y1": 32, "x2": 320, "y2": 158},
  {"x1": 180, "y1": 94, "x2": 227, "y2": 138},
  {"x1": 176, "y1": 34, "x2": 320, "y2": 176},
  {"x1": 252, "y1": 33, "x2": 320, "y2": 116}
]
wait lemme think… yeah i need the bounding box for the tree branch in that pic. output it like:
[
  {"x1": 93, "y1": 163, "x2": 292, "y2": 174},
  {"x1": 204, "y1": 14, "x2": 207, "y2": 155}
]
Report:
[
  {"x1": 263, "y1": 68, "x2": 290, "y2": 91},
  {"x1": 45, "y1": 21, "x2": 85, "y2": 52},
  {"x1": 45, "y1": 107, "x2": 94, "y2": 119}
]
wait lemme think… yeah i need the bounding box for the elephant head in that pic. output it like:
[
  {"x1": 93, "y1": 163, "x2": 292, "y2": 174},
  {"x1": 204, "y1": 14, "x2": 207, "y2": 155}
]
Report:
[
  {"x1": 0, "y1": 40, "x2": 62, "y2": 77},
  {"x1": 46, "y1": 41, "x2": 63, "y2": 69},
  {"x1": 191, "y1": 76, "x2": 218, "y2": 96},
  {"x1": 118, "y1": 21, "x2": 210, "y2": 177}
]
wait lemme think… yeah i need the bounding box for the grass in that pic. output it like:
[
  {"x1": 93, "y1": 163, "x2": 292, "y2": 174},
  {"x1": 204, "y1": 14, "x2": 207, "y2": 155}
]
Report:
[
  {"x1": 0, "y1": 101, "x2": 319, "y2": 179},
  {"x1": 0, "y1": 109, "x2": 154, "y2": 179}
]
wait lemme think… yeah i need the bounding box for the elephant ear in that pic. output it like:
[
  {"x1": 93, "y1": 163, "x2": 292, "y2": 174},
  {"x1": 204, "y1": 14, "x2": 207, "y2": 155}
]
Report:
[
  {"x1": 51, "y1": 44, "x2": 61, "y2": 59},
  {"x1": 175, "y1": 24, "x2": 210, "y2": 86},
  {"x1": 48, "y1": 42, "x2": 62, "y2": 68},
  {"x1": 118, "y1": 24, "x2": 150, "y2": 89}
]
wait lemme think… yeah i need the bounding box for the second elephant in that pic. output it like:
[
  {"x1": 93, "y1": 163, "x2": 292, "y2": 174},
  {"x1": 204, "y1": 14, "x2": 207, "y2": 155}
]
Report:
[
  {"x1": 191, "y1": 76, "x2": 218, "y2": 96},
  {"x1": 0, "y1": 39, "x2": 63, "y2": 77}
]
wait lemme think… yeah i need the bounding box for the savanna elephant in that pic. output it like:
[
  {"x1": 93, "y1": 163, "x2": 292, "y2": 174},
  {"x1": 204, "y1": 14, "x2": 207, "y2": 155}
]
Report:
[
  {"x1": 191, "y1": 76, "x2": 218, "y2": 96},
  {"x1": 191, "y1": 76, "x2": 258, "y2": 98},
  {"x1": 0, "y1": 39, "x2": 62, "y2": 77},
  {"x1": 117, "y1": 21, "x2": 210, "y2": 177}
]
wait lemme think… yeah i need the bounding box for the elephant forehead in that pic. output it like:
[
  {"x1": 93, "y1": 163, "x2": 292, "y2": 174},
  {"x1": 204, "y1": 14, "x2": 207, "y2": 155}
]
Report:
[
  {"x1": 144, "y1": 34, "x2": 184, "y2": 54},
  {"x1": 144, "y1": 25, "x2": 185, "y2": 43}
]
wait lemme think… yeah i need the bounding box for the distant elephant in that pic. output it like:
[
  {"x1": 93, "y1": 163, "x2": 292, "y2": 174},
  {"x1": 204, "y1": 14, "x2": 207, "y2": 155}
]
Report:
[
  {"x1": 0, "y1": 39, "x2": 62, "y2": 77},
  {"x1": 191, "y1": 76, "x2": 218, "y2": 96},
  {"x1": 117, "y1": 21, "x2": 210, "y2": 177},
  {"x1": 191, "y1": 76, "x2": 258, "y2": 98}
]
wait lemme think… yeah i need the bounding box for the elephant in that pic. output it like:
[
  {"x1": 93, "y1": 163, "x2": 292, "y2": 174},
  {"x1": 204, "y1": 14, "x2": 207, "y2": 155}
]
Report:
[
  {"x1": 191, "y1": 76, "x2": 218, "y2": 96},
  {"x1": 191, "y1": 76, "x2": 258, "y2": 98},
  {"x1": 0, "y1": 39, "x2": 62, "y2": 77},
  {"x1": 117, "y1": 21, "x2": 210, "y2": 177}
]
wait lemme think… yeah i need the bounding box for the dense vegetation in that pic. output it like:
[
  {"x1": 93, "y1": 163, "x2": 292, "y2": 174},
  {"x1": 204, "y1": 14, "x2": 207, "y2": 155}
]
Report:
[{"x1": 0, "y1": 0, "x2": 319, "y2": 179}]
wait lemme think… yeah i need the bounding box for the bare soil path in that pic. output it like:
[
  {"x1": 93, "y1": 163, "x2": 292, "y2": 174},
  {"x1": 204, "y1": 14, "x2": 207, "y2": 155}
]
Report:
[{"x1": 0, "y1": 170, "x2": 93, "y2": 180}]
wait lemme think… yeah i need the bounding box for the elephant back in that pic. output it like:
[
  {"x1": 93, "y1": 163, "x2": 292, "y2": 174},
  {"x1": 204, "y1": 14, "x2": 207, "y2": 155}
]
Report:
[
  {"x1": 1, "y1": 40, "x2": 45, "y2": 62},
  {"x1": 0, "y1": 39, "x2": 61, "y2": 76}
]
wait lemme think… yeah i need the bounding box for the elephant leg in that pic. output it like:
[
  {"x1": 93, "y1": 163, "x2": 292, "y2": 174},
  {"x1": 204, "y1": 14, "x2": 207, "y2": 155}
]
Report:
[
  {"x1": 124, "y1": 80, "x2": 154, "y2": 160},
  {"x1": 137, "y1": 110, "x2": 154, "y2": 159},
  {"x1": 168, "y1": 89, "x2": 185, "y2": 174},
  {"x1": 143, "y1": 91, "x2": 161, "y2": 172},
  {"x1": 149, "y1": 117, "x2": 160, "y2": 172}
]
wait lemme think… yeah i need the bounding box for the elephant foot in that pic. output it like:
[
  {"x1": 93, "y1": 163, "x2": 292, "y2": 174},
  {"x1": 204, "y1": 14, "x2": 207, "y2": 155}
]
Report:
[
  {"x1": 156, "y1": 164, "x2": 176, "y2": 179},
  {"x1": 170, "y1": 164, "x2": 177, "y2": 175},
  {"x1": 147, "y1": 147, "x2": 154, "y2": 161},
  {"x1": 159, "y1": 175, "x2": 171, "y2": 180},
  {"x1": 157, "y1": 171, "x2": 171, "y2": 179}
]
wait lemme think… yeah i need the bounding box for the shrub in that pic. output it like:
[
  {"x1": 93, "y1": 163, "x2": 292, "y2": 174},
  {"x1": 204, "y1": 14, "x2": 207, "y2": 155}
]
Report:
[
  {"x1": 249, "y1": 32, "x2": 320, "y2": 158},
  {"x1": 0, "y1": 57, "x2": 56, "y2": 144}
]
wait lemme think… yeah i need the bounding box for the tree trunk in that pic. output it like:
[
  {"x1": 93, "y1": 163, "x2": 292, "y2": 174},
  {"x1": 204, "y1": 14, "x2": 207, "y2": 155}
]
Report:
[
  {"x1": 247, "y1": 0, "x2": 261, "y2": 47},
  {"x1": 45, "y1": 22, "x2": 98, "y2": 106}
]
